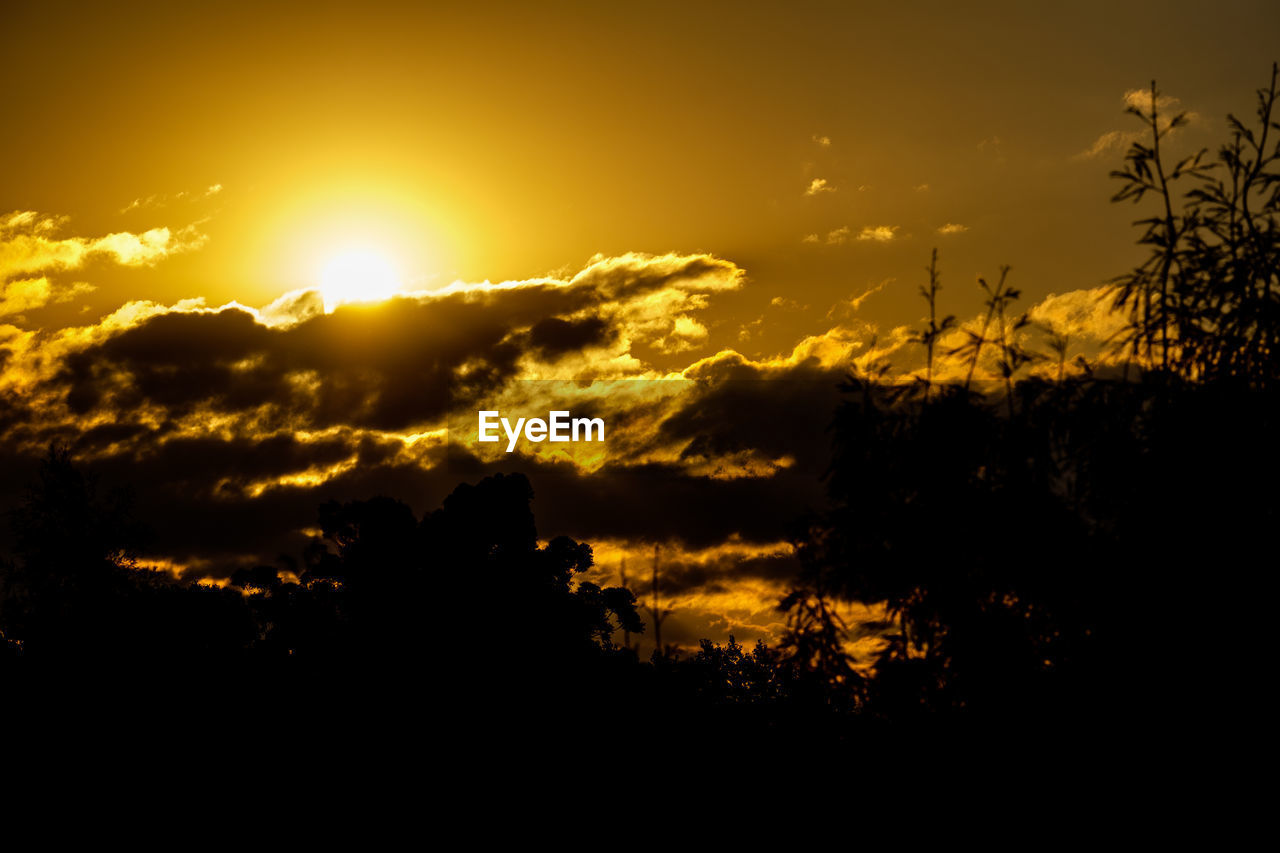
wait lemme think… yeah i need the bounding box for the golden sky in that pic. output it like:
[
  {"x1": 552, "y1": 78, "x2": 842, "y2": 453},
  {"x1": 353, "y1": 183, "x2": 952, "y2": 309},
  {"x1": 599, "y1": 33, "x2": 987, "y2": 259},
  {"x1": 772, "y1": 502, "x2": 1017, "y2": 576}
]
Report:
[
  {"x1": 3, "y1": 0, "x2": 1278, "y2": 654},
  {"x1": 6, "y1": 2, "x2": 1277, "y2": 346}
]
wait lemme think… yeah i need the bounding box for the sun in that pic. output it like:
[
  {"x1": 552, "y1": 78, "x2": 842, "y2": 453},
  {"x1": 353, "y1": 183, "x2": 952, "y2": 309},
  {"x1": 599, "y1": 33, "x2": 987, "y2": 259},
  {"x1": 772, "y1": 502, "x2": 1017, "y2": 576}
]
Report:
[{"x1": 318, "y1": 248, "x2": 402, "y2": 312}]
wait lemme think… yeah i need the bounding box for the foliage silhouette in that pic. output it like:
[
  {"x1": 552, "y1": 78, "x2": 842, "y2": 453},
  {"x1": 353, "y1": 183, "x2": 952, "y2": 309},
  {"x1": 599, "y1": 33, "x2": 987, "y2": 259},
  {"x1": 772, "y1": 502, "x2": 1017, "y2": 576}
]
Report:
[
  {"x1": 1111, "y1": 64, "x2": 1280, "y2": 385},
  {"x1": 0, "y1": 444, "x2": 254, "y2": 662},
  {"x1": 909, "y1": 248, "x2": 956, "y2": 399}
]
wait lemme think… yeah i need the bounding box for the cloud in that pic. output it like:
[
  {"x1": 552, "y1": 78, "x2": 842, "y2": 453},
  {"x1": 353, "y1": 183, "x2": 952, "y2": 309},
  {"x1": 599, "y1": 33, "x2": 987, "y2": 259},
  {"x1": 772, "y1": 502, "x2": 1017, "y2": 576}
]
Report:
[
  {"x1": 856, "y1": 225, "x2": 898, "y2": 242},
  {"x1": 937, "y1": 223, "x2": 968, "y2": 235},
  {"x1": 812, "y1": 134, "x2": 831, "y2": 147},
  {"x1": 4, "y1": 252, "x2": 740, "y2": 439},
  {"x1": 1, "y1": 211, "x2": 65, "y2": 235},
  {"x1": 1027, "y1": 285, "x2": 1126, "y2": 344},
  {"x1": 804, "y1": 178, "x2": 835, "y2": 196},
  {"x1": 94, "y1": 226, "x2": 206, "y2": 265},
  {"x1": 5, "y1": 249, "x2": 740, "y2": 428},
  {"x1": 0, "y1": 241, "x2": 1133, "y2": 658},
  {"x1": 258, "y1": 288, "x2": 326, "y2": 327},
  {"x1": 1122, "y1": 88, "x2": 1179, "y2": 114},
  {"x1": 803, "y1": 226, "x2": 853, "y2": 245},
  {"x1": 652, "y1": 314, "x2": 709, "y2": 354},
  {"x1": 1074, "y1": 129, "x2": 1143, "y2": 160},
  {"x1": 1, "y1": 209, "x2": 207, "y2": 282},
  {"x1": 1075, "y1": 89, "x2": 1199, "y2": 160},
  {"x1": 121, "y1": 183, "x2": 224, "y2": 213},
  {"x1": 579, "y1": 537, "x2": 814, "y2": 656},
  {"x1": 0, "y1": 277, "x2": 95, "y2": 318},
  {"x1": 0, "y1": 211, "x2": 206, "y2": 319},
  {"x1": 0, "y1": 250, "x2": 774, "y2": 576},
  {"x1": 826, "y1": 279, "x2": 891, "y2": 321},
  {"x1": 527, "y1": 315, "x2": 616, "y2": 358},
  {"x1": 977, "y1": 135, "x2": 1006, "y2": 164}
]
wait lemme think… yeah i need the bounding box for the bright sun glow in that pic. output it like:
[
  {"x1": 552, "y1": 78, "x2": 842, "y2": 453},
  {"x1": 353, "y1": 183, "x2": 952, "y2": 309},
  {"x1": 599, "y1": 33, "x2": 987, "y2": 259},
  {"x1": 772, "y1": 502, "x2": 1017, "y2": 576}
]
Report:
[{"x1": 318, "y1": 248, "x2": 402, "y2": 312}]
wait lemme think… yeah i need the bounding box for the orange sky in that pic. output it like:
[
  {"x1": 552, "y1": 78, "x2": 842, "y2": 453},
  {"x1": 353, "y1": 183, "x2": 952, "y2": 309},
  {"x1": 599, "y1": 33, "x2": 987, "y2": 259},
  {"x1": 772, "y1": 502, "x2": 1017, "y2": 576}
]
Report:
[
  {"x1": 3, "y1": 0, "x2": 1278, "y2": 655},
  {"x1": 5, "y1": 1, "x2": 1278, "y2": 358}
]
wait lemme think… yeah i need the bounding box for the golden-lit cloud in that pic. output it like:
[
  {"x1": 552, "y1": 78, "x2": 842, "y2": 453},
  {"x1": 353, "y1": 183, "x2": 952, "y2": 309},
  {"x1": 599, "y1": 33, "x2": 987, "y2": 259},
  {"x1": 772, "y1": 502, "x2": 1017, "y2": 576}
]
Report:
[
  {"x1": 1, "y1": 243, "x2": 1125, "y2": 499},
  {"x1": 0, "y1": 248, "x2": 847, "y2": 603},
  {"x1": 856, "y1": 225, "x2": 898, "y2": 242},
  {"x1": 826, "y1": 278, "x2": 891, "y2": 322},
  {"x1": 0, "y1": 276, "x2": 93, "y2": 317},
  {"x1": 804, "y1": 226, "x2": 853, "y2": 245},
  {"x1": 121, "y1": 184, "x2": 223, "y2": 213},
  {"x1": 1122, "y1": 87, "x2": 1183, "y2": 114},
  {"x1": 1075, "y1": 88, "x2": 1200, "y2": 160},
  {"x1": 804, "y1": 177, "x2": 835, "y2": 196},
  {"x1": 1027, "y1": 285, "x2": 1127, "y2": 344},
  {"x1": 1074, "y1": 129, "x2": 1144, "y2": 160},
  {"x1": 257, "y1": 288, "x2": 326, "y2": 327},
  {"x1": 0, "y1": 238, "x2": 1174, "y2": 656},
  {"x1": 582, "y1": 536, "x2": 886, "y2": 662},
  {"x1": 937, "y1": 223, "x2": 968, "y2": 235},
  {"x1": 1, "y1": 214, "x2": 205, "y2": 278}
]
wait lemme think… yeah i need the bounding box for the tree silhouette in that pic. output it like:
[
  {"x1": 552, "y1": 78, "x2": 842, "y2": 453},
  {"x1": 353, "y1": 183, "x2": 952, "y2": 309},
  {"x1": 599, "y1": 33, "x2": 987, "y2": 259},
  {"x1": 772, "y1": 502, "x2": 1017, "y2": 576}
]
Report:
[
  {"x1": 1111, "y1": 64, "x2": 1280, "y2": 385},
  {"x1": 910, "y1": 248, "x2": 955, "y2": 399},
  {"x1": 0, "y1": 444, "x2": 254, "y2": 661}
]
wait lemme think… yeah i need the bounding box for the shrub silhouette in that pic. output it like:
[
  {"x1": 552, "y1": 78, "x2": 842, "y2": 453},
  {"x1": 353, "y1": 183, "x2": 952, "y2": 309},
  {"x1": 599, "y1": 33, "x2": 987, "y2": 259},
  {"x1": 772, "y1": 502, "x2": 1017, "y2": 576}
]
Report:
[
  {"x1": 1111, "y1": 64, "x2": 1280, "y2": 385},
  {"x1": 0, "y1": 444, "x2": 254, "y2": 662},
  {"x1": 773, "y1": 67, "x2": 1280, "y2": 723}
]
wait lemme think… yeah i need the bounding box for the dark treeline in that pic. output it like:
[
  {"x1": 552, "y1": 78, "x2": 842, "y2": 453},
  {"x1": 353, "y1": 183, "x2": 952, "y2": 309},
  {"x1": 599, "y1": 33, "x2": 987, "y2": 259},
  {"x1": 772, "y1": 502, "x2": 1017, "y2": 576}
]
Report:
[
  {"x1": 0, "y1": 451, "x2": 858, "y2": 732},
  {"x1": 1, "y1": 67, "x2": 1277, "y2": 747}
]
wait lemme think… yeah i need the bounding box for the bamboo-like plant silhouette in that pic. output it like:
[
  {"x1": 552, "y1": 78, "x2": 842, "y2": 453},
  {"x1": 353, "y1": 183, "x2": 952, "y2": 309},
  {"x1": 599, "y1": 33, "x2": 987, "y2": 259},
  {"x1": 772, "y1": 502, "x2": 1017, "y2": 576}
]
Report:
[
  {"x1": 1108, "y1": 66, "x2": 1280, "y2": 387},
  {"x1": 949, "y1": 266, "x2": 1034, "y2": 404},
  {"x1": 618, "y1": 556, "x2": 633, "y2": 653},
  {"x1": 1041, "y1": 324, "x2": 1071, "y2": 385},
  {"x1": 1109, "y1": 80, "x2": 1211, "y2": 373},
  {"x1": 777, "y1": 578, "x2": 864, "y2": 709},
  {"x1": 909, "y1": 248, "x2": 955, "y2": 399},
  {"x1": 644, "y1": 544, "x2": 673, "y2": 662},
  {"x1": 1177, "y1": 63, "x2": 1280, "y2": 386},
  {"x1": 844, "y1": 334, "x2": 895, "y2": 412}
]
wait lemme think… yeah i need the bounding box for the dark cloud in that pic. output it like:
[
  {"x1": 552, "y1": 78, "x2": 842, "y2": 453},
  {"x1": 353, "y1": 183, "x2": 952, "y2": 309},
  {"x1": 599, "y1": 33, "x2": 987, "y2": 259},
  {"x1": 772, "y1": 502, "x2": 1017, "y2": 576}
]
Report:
[
  {"x1": 0, "y1": 390, "x2": 31, "y2": 435},
  {"x1": 2, "y1": 253, "x2": 830, "y2": 599},
  {"x1": 662, "y1": 375, "x2": 842, "y2": 469},
  {"x1": 54, "y1": 295, "x2": 533, "y2": 430},
  {"x1": 650, "y1": 549, "x2": 801, "y2": 597},
  {"x1": 571, "y1": 254, "x2": 739, "y2": 300},
  {"x1": 526, "y1": 315, "x2": 614, "y2": 358},
  {"x1": 0, "y1": 400, "x2": 837, "y2": 578},
  {"x1": 35, "y1": 253, "x2": 749, "y2": 443},
  {"x1": 76, "y1": 438, "x2": 442, "y2": 577},
  {"x1": 439, "y1": 446, "x2": 826, "y2": 551}
]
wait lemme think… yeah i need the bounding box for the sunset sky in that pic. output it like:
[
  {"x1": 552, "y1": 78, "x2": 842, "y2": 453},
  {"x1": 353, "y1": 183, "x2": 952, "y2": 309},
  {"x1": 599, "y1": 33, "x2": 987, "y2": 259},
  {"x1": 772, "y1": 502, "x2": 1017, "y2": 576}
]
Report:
[{"x1": 3, "y1": 1, "x2": 1277, "y2": 654}]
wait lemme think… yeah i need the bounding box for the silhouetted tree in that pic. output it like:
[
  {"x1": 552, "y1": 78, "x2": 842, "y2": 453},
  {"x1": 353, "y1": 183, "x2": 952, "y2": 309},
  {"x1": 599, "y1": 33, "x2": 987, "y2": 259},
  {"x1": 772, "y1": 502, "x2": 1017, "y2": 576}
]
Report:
[
  {"x1": 1112, "y1": 64, "x2": 1280, "y2": 386},
  {"x1": 0, "y1": 444, "x2": 254, "y2": 661},
  {"x1": 910, "y1": 248, "x2": 955, "y2": 399}
]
